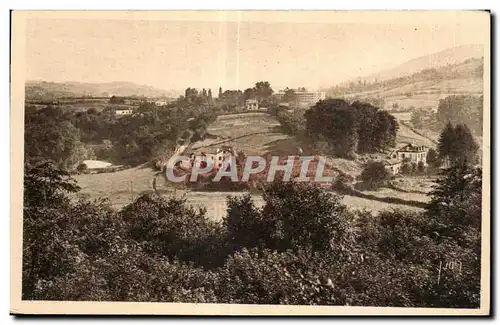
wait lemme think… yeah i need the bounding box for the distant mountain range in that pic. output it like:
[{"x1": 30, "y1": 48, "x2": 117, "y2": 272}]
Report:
[{"x1": 25, "y1": 81, "x2": 183, "y2": 100}]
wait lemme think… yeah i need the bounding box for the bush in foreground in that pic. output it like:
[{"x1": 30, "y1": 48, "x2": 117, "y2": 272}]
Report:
[{"x1": 22, "y1": 162, "x2": 481, "y2": 308}]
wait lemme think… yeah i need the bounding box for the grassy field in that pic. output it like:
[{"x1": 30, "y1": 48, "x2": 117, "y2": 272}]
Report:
[
  {"x1": 347, "y1": 77, "x2": 483, "y2": 111},
  {"x1": 192, "y1": 112, "x2": 296, "y2": 156},
  {"x1": 73, "y1": 179, "x2": 426, "y2": 220}
]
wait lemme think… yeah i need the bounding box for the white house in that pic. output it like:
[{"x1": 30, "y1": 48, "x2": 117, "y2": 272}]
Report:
[
  {"x1": 245, "y1": 99, "x2": 259, "y2": 111},
  {"x1": 201, "y1": 148, "x2": 234, "y2": 169},
  {"x1": 184, "y1": 147, "x2": 234, "y2": 170},
  {"x1": 389, "y1": 143, "x2": 429, "y2": 166}
]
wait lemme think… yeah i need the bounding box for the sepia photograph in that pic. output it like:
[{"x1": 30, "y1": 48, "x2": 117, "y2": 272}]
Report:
[{"x1": 10, "y1": 10, "x2": 490, "y2": 315}]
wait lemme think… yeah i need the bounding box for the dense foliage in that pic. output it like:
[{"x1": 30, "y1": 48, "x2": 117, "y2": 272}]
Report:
[
  {"x1": 25, "y1": 99, "x2": 216, "y2": 169},
  {"x1": 304, "y1": 99, "x2": 398, "y2": 158},
  {"x1": 359, "y1": 161, "x2": 392, "y2": 189},
  {"x1": 22, "y1": 161, "x2": 482, "y2": 307},
  {"x1": 437, "y1": 95, "x2": 483, "y2": 136},
  {"x1": 437, "y1": 122, "x2": 479, "y2": 166}
]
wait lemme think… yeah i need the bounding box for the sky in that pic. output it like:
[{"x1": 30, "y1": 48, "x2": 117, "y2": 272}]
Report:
[{"x1": 24, "y1": 12, "x2": 488, "y2": 92}]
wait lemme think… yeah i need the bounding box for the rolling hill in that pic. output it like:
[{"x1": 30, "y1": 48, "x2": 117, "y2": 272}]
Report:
[
  {"x1": 25, "y1": 81, "x2": 182, "y2": 100},
  {"x1": 363, "y1": 44, "x2": 484, "y2": 83},
  {"x1": 326, "y1": 44, "x2": 485, "y2": 110}
]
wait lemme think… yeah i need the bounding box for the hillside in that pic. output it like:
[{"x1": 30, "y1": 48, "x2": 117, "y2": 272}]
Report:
[
  {"x1": 326, "y1": 45, "x2": 484, "y2": 111},
  {"x1": 363, "y1": 44, "x2": 484, "y2": 83},
  {"x1": 25, "y1": 80, "x2": 182, "y2": 100}
]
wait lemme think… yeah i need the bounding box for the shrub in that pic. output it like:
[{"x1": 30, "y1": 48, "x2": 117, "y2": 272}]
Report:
[
  {"x1": 224, "y1": 194, "x2": 267, "y2": 252},
  {"x1": 214, "y1": 249, "x2": 346, "y2": 305},
  {"x1": 359, "y1": 161, "x2": 391, "y2": 189},
  {"x1": 260, "y1": 181, "x2": 352, "y2": 253},
  {"x1": 120, "y1": 194, "x2": 228, "y2": 268}
]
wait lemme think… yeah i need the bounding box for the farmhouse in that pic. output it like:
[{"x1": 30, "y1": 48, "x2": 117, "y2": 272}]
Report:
[
  {"x1": 389, "y1": 143, "x2": 429, "y2": 166},
  {"x1": 201, "y1": 148, "x2": 234, "y2": 169},
  {"x1": 184, "y1": 147, "x2": 235, "y2": 170},
  {"x1": 384, "y1": 158, "x2": 402, "y2": 176},
  {"x1": 245, "y1": 99, "x2": 259, "y2": 111}
]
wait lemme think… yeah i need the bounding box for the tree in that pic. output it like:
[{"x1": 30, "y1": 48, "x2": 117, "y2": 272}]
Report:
[
  {"x1": 243, "y1": 88, "x2": 255, "y2": 101},
  {"x1": 109, "y1": 96, "x2": 125, "y2": 104},
  {"x1": 305, "y1": 98, "x2": 358, "y2": 158},
  {"x1": 25, "y1": 106, "x2": 83, "y2": 169},
  {"x1": 373, "y1": 111, "x2": 398, "y2": 150},
  {"x1": 436, "y1": 95, "x2": 483, "y2": 135},
  {"x1": 22, "y1": 161, "x2": 81, "y2": 299},
  {"x1": 259, "y1": 181, "x2": 351, "y2": 252},
  {"x1": 426, "y1": 148, "x2": 441, "y2": 169},
  {"x1": 427, "y1": 161, "x2": 482, "y2": 230},
  {"x1": 218, "y1": 87, "x2": 223, "y2": 98},
  {"x1": 282, "y1": 88, "x2": 297, "y2": 104},
  {"x1": 417, "y1": 161, "x2": 425, "y2": 174},
  {"x1": 400, "y1": 159, "x2": 412, "y2": 175},
  {"x1": 411, "y1": 110, "x2": 424, "y2": 129},
  {"x1": 277, "y1": 109, "x2": 306, "y2": 135},
  {"x1": 359, "y1": 161, "x2": 391, "y2": 189},
  {"x1": 454, "y1": 124, "x2": 479, "y2": 163},
  {"x1": 438, "y1": 123, "x2": 478, "y2": 166},
  {"x1": 351, "y1": 101, "x2": 378, "y2": 153},
  {"x1": 253, "y1": 81, "x2": 274, "y2": 103}
]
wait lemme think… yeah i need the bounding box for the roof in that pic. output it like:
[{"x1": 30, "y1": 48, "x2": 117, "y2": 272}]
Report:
[
  {"x1": 384, "y1": 158, "x2": 402, "y2": 166},
  {"x1": 81, "y1": 160, "x2": 113, "y2": 169},
  {"x1": 396, "y1": 143, "x2": 428, "y2": 152}
]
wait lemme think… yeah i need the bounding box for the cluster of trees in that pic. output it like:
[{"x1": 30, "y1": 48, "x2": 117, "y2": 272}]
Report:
[
  {"x1": 276, "y1": 108, "x2": 307, "y2": 135},
  {"x1": 304, "y1": 99, "x2": 398, "y2": 158},
  {"x1": 436, "y1": 95, "x2": 483, "y2": 135},
  {"x1": 25, "y1": 106, "x2": 86, "y2": 170},
  {"x1": 25, "y1": 98, "x2": 216, "y2": 169},
  {"x1": 182, "y1": 87, "x2": 214, "y2": 108},
  {"x1": 217, "y1": 81, "x2": 275, "y2": 111},
  {"x1": 410, "y1": 108, "x2": 436, "y2": 129},
  {"x1": 23, "y1": 160, "x2": 482, "y2": 307}
]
